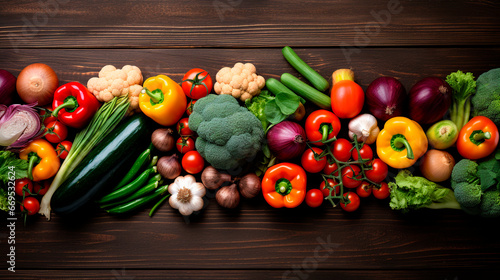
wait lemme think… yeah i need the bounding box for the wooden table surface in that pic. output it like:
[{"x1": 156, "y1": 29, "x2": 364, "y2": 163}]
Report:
[{"x1": 1, "y1": 0, "x2": 500, "y2": 279}]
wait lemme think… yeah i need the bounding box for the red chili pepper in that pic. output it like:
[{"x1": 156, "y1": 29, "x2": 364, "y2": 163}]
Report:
[
  {"x1": 52, "y1": 82, "x2": 101, "y2": 128},
  {"x1": 304, "y1": 109, "x2": 341, "y2": 146}
]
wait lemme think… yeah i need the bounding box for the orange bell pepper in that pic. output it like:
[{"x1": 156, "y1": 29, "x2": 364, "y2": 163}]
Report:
[
  {"x1": 457, "y1": 116, "x2": 499, "y2": 160},
  {"x1": 19, "y1": 139, "x2": 60, "y2": 181},
  {"x1": 262, "y1": 163, "x2": 307, "y2": 208},
  {"x1": 139, "y1": 75, "x2": 187, "y2": 126}
]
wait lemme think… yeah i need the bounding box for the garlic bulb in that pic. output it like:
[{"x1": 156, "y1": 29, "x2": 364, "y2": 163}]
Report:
[
  {"x1": 348, "y1": 113, "x2": 380, "y2": 144},
  {"x1": 168, "y1": 175, "x2": 206, "y2": 216}
]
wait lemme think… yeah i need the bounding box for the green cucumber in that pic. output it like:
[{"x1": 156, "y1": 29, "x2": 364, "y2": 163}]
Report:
[
  {"x1": 51, "y1": 114, "x2": 151, "y2": 216},
  {"x1": 282, "y1": 46, "x2": 329, "y2": 92},
  {"x1": 281, "y1": 73, "x2": 331, "y2": 109},
  {"x1": 266, "y1": 78, "x2": 306, "y2": 104}
]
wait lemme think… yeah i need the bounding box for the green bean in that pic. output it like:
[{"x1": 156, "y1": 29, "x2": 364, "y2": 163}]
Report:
[
  {"x1": 114, "y1": 147, "x2": 151, "y2": 190},
  {"x1": 98, "y1": 166, "x2": 157, "y2": 204},
  {"x1": 106, "y1": 184, "x2": 169, "y2": 215}
]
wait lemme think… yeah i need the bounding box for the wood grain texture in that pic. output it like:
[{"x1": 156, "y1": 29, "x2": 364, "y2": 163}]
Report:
[{"x1": 1, "y1": 0, "x2": 499, "y2": 49}]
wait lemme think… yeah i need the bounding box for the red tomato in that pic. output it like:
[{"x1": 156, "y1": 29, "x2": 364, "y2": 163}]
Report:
[
  {"x1": 320, "y1": 179, "x2": 340, "y2": 197},
  {"x1": 340, "y1": 192, "x2": 360, "y2": 212},
  {"x1": 323, "y1": 162, "x2": 339, "y2": 176},
  {"x1": 182, "y1": 151, "x2": 205, "y2": 174},
  {"x1": 304, "y1": 109, "x2": 341, "y2": 146},
  {"x1": 176, "y1": 118, "x2": 193, "y2": 136},
  {"x1": 45, "y1": 121, "x2": 68, "y2": 143},
  {"x1": 181, "y1": 68, "x2": 213, "y2": 99},
  {"x1": 33, "y1": 180, "x2": 50, "y2": 196},
  {"x1": 330, "y1": 80, "x2": 364, "y2": 119},
  {"x1": 305, "y1": 189, "x2": 324, "y2": 208},
  {"x1": 21, "y1": 197, "x2": 40, "y2": 215},
  {"x1": 176, "y1": 137, "x2": 195, "y2": 154},
  {"x1": 356, "y1": 181, "x2": 372, "y2": 198},
  {"x1": 365, "y1": 159, "x2": 389, "y2": 183},
  {"x1": 351, "y1": 144, "x2": 373, "y2": 161},
  {"x1": 331, "y1": 138, "x2": 353, "y2": 162},
  {"x1": 373, "y1": 182, "x2": 391, "y2": 200},
  {"x1": 186, "y1": 100, "x2": 196, "y2": 116},
  {"x1": 15, "y1": 178, "x2": 33, "y2": 197},
  {"x1": 301, "y1": 147, "x2": 327, "y2": 173},
  {"x1": 341, "y1": 165, "x2": 362, "y2": 188},
  {"x1": 56, "y1": 140, "x2": 72, "y2": 159}
]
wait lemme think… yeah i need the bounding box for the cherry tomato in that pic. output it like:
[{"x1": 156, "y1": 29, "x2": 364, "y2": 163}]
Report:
[
  {"x1": 356, "y1": 181, "x2": 372, "y2": 198},
  {"x1": 331, "y1": 138, "x2": 353, "y2": 162},
  {"x1": 323, "y1": 162, "x2": 339, "y2": 176},
  {"x1": 15, "y1": 178, "x2": 33, "y2": 197},
  {"x1": 21, "y1": 197, "x2": 40, "y2": 215},
  {"x1": 340, "y1": 192, "x2": 360, "y2": 212},
  {"x1": 40, "y1": 107, "x2": 56, "y2": 126},
  {"x1": 341, "y1": 165, "x2": 362, "y2": 188},
  {"x1": 33, "y1": 180, "x2": 50, "y2": 196},
  {"x1": 186, "y1": 100, "x2": 196, "y2": 116},
  {"x1": 320, "y1": 179, "x2": 340, "y2": 197},
  {"x1": 373, "y1": 182, "x2": 391, "y2": 200},
  {"x1": 182, "y1": 151, "x2": 205, "y2": 174},
  {"x1": 56, "y1": 140, "x2": 72, "y2": 159},
  {"x1": 365, "y1": 159, "x2": 389, "y2": 183},
  {"x1": 181, "y1": 68, "x2": 213, "y2": 99},
  {"x1": 305, "y1": 189, "x2": 324, "y2": 208},
  {"x1": 176, "y1": 118, "x2": 193, "y2": 136},
  {"x1": 351, "y1": 144, "x2": 373, "y2": 161},
  {"x1": 301, "y1": 147, "x2": 327, "y2": 173},
  {"x1": 176, "y1": 137, "x2": 195, "y2": 154},
  {"x1": 330, "y1": 80, "x2": 364, "y2": 119},
  {"x1": 45, "y1": 120, "x2": 68, "y2": 143}
]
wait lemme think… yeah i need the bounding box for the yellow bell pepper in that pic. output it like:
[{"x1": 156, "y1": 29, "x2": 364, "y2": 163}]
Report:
[
  {"x1": 139, "y1": 75, "x2": 187, "y2": 126},
  {"x1": 376, "y1": 117, "x2": 428, "y2": 169},
  {"x1": 19, "y1": 139, "x2": 60, "y2": 181}
]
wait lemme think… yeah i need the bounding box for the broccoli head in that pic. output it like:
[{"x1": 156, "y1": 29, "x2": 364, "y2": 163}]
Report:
[
  {"x1": 188, "y1": 94, "x2": 264, "y2": 171},
  {"x1": 479, "y1": 189, "x2": 500, "y2": 218},
  {"x1": 471, "y1": 68, "x2": 500, "y2": 126},
  {"x1": 453, "y1": 182, "x2": 482, "y2": 208},
  {"x1": 451, "y1": 159, "x2": 479, "y2": 189}
]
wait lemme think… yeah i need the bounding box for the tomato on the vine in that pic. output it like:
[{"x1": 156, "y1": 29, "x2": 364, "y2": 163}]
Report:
[
  {"x1": 45, "y1": 120, "x2": 68, "y2": 143},
  {"x1": 305, "y1": 189, "x2": 324, "y2": 208},
  {"x1": 181, "y1": 68, "x2": 213, "y2": 99},
  {"x1": 330, "y1": 80, "x2": 364, "y2": 119},
  {"x1": 331, "y1": 138, "x2": 353, "y2": 162},
  {"x1": 182, "y1": 151, "x2": 204, "y2": 174},
  {"x1": 351, "y1": 144, "x2": 373, "y2": 161},
  {"x1": 323, "y1": 162, "x2": 339, "y2": 176},
  {"x1": 341, "y1": 165, "x2": 362, "y2": 188},
  {"x1": 356, "y1": 181, "x2": 372, "y2": 198},
  {"x1": 15, "y1": 178, "x2": 33, "y2": 197},
  {"x1": 176, "y1": 118, "x2": 193, "y2": 136},
  {"x1": 176, "y1": 137, "x2": 195, "y2": 154},
  {"x1": 56, "y1": 140, "x2": 72, "y2": 159},
  {"x1": 186, "y1": 100, "x2": 196, "y2": 116},
  {"x1": 21, "y1": 197, "x2": 40, "y2": 215},
  {"x1": 365, "y1": 159, "x2": 389, "y2": 183},
  {"x1": 340, "y1": 192, "x2": 360, "y2": 212},
  {"x1": 373, "y1": 182, "x2": 391, "y2": 200},
  {"x1": 33, "y1": 180, "x2": 50, "y2": 196},
  {"x1": 320, "y1": 179, "x2": 340, "y2": 197},
  {"x1": 301, "y1": 147, "x2": 327, "y2": 173}
]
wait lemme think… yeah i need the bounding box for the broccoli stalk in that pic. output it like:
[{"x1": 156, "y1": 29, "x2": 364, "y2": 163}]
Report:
[{"x1": 446, "y1": 70, "x2": 477, "y2": 131}]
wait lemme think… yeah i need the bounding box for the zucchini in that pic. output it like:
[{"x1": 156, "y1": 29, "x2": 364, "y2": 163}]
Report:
[
  {"x1": 265, "y1": 78, "x2": 306, "y2": 104},
  {"x1": 281, "y1": 73, "x2": 331, "y2": 109},
  {"x1": 282, "y1": 46, "x2": 329, "y2": 92},
  {"x1": 51, "y1": 114, "x2": 152, "y2": 215}
]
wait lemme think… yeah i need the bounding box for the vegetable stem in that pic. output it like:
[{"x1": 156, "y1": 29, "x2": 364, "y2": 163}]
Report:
[{"x1": 52, "y1": 96, "x2": 78, "y2": 117}]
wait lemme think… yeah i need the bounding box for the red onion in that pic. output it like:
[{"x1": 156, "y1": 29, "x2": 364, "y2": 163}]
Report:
[
  {"x1": 0, "y1": 103, "x2": 43, "y2": 149},
  {"x1": 365, "y1": 77, "x2": 406, "y2": 121},
  {"x1": 409, "y1": 77, "x2": 452, "y2": 124},
  {"x1": 0, "y1": 70, "x2": 17, "y2": 105},
  {"x1": 266, "y1": 121, "x2": 306, "y2": 160}
]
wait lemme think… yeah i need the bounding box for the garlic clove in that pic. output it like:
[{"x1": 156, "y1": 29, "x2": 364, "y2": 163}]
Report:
[
  {"x1": 168, "y1": 183, "x2": 181, "y2": 195},
  {"x1": 190, "y1": 183, "x2": 206, "y2": 197},
  {"x1": 169, "y1": 193, "x2": 180, "y2": 209},
  {"x1": 190, "y1": 196, "x2": 204, "y2": 212},
  {"x1": 179, "y1": 203, "x2": 194, "y2": 216}
]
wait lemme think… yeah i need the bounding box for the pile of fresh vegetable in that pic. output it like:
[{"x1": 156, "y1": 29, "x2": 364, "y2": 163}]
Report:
[{"x1": 1, "y1": 46, "x2": 499, "y2": 224}]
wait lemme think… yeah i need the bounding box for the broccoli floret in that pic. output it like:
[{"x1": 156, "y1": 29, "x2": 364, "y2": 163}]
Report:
[
  {"x1": 451, "y1": 159, "x2": 479, "y2": 189},
  {"x1": 471, "y1": 68, "x2": 500, "y2": 127},
  {"x1": 479, "y1": 189, "x2": 500, "y2": 218},
  {"x1": 453, "y1": 182, "x2": 482, "y2": 208},
  {"x1": 188, "y1": 94, "x2": 264, "y2": 171}
]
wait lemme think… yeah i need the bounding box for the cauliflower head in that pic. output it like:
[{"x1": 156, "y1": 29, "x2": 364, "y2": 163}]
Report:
[
  {"x1": 87, "y1": 65, "x2": 143, "y2": 115},
  {"x1": 214, "y1": 62, "x2": 265, "y2": 102},
  {"x1": 188, "y1": 94, "x2": 264, "y2": 171}
]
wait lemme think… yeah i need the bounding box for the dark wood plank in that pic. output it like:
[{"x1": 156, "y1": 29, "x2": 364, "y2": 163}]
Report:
[
  {"x1": 1, "y1": 0, "x2": 499, "y2": 49},
  {"x1": 2, "y1": 269, "x2": 498, "y2": 280}
]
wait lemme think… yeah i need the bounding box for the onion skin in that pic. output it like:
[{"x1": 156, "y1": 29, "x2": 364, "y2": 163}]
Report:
[
  {"x1": 201, "y1": 166, "x2": 232, "y2": 190},
  {"x1": 366, "y1": 77, "x2": 406, "y2": 121},
  {"x1": 238, "y1": 173, "x2": 261, "y2": 199},
  {"x1": 409, "y1": 77, "x2": 452, "y2": 124},
  {"x1": 16, "y1": 63, "x2": 59, "y2": 106},
  {"x1": 216, "y1": 183, "x2": 240, "y2": 209},
  {"x1": 0, "y1": 69, "x2": 17, "y2": 105},
  {"x1": 151, "y1": 128, "x2": 175, "y2": 152},
  {"x1": 157, "y1": 154, "x2": 181, "y2": 179},
  {"x1": 419, "y1": 150, "x2": 455, "y2": 182},
  {"x1": 267, "y1": 121, "x2": 306, "y2": 160}
]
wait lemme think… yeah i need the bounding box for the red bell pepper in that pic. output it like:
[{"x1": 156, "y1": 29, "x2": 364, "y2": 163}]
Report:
[{"x1": 52, "y1": 82, "x2": 100, "y2": 128}]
